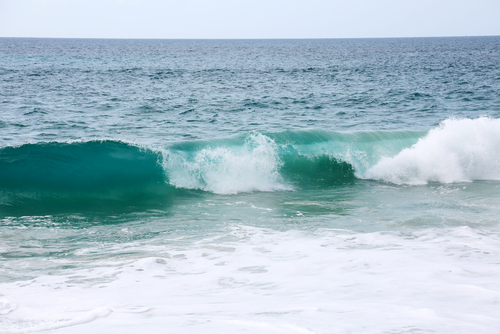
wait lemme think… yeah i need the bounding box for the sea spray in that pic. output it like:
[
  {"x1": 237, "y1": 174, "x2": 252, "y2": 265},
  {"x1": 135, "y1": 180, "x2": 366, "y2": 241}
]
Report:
[
  {"x1": 163, "y1": 133, "x2": 291, "y2": 194},
  {"x1": 365, "y1": 117, "x2": 500, "y2": 184},
  {"x1": 161, "y1": 130, "x2": 423, "y2": 193}
]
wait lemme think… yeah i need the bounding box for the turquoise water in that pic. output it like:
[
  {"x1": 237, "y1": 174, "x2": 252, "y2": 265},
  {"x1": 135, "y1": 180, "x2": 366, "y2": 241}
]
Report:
[{"x1": 1, "y1": 37, "x2": 500, "y2": 333}]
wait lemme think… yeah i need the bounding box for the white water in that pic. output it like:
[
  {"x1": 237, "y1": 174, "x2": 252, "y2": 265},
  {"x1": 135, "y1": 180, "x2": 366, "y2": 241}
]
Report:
[
  {"x1": 366, "y1": 117, "x2": 500, "y2": 184},
  {"x1": 2, "y1": 225, "x2": 499, "y2": 333},
  {"x1": 3, "y1": 118, "x2": 500, "y2": 333},
  {"x1": 163, "y1": 118, "x2": 500, "y2": 193},
  {"x1": 164, "y1": 133, "x2": 292, "y2": 194}
]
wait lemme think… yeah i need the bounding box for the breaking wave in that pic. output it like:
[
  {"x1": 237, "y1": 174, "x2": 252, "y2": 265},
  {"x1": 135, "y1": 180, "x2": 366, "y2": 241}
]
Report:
[
  {"x1": 1, "y1": 117, "x2": 498, "y2": 214},
  {"x1": 365, "y1": 117, "x2": 500, "y2": 184}
]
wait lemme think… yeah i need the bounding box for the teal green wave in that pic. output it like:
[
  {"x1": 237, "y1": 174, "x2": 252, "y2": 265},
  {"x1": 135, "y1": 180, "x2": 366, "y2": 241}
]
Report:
[{"x1": 0, "y1": 130, "x2": 424, "y2": 215}]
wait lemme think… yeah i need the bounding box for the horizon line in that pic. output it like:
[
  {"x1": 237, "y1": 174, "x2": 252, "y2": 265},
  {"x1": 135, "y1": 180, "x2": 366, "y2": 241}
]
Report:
[{"x1": 1, "y1": 34, "x2": 499, "y2": 41}]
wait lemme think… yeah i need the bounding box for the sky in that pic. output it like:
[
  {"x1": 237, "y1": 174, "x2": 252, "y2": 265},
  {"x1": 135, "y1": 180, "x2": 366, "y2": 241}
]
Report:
[{"x1": 0, "y1": 0, "x2": 499, "y2": 39}]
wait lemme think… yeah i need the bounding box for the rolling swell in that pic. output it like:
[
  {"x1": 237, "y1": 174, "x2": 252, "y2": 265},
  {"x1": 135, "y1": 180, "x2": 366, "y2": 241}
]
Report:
[
  {"x1": 162, "y1": 130, "x2": 423, "y2": 194},
  {"x1": 270, "y1": 129, "x2": 424, "y2": 187},
  {"x1": 0, "y1": 141, "x2": 172, "y2": 215},
  {"x1": 6, "y1": 119, "x2": 495, "y2": 215},
  {"x1": 0, "y1": 130, "x2": 423, "y2": 214}
]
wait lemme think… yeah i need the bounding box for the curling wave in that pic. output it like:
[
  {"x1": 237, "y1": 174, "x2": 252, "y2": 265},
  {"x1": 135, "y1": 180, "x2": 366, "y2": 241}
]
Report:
[
  {"x1": 1, "y1": 117, "x2": 499, "y2": 214},
  {"x1": 0, "y1": 140, "x2": 171, "y2": 214},
  {"x1": 161, "y1": 130, "x2": 422, "y2": 193}
]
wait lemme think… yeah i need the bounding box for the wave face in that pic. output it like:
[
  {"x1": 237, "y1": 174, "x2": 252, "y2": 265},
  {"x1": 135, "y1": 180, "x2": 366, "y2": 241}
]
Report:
[
  {"x1": 0, "y1": 141, "x2": 170, "y2": 214},
  {"x1": 162, "y1": 130, "x2": 423, "y2": 194},
  {"x1": 365, "y1": 117, "x2": 500, "y2": 184},
  {"x1": 0, "y1": 131, "x2": 422, "y2": 213},
  {"x1": 1, "y1": 117, "x2": 499, "y2": 214}
]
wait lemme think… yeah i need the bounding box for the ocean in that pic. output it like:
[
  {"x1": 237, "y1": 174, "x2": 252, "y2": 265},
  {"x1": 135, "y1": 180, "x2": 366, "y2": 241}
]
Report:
[{"x1": 1, "y1": 37, "x2": 500, "y2": 333}]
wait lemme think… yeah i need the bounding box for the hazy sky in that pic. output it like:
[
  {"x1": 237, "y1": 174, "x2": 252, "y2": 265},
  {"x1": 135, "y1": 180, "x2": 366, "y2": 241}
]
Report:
[{"x1": 1, "y1": 0, "x2": 499, "y2": 39}]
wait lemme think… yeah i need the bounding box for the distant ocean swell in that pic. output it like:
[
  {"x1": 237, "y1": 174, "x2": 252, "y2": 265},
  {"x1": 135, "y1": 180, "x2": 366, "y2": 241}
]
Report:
[{"x1": 1, "y1": 118, "x2": 499, "y2": 213}]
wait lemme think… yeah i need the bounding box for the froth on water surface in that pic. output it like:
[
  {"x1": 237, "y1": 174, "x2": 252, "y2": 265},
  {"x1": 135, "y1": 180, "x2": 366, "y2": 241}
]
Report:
[
  {"x1": 2, "y1": 223, "x2": 500, "y2": 333},
  {"x1": 366, "y1": 117, "x2": 500, "y2": 184}
]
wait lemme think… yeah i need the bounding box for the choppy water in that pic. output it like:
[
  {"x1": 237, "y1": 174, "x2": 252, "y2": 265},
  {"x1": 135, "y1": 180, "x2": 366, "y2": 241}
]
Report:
[{"x1": 1, "y1": 37, "x2": 500, "y2": 333}]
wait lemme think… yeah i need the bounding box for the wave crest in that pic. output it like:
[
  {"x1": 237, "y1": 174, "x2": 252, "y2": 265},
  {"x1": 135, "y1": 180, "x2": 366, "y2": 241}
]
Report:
[
  {"x1": 164, "y1": 133, "x2": 292, "y2": 194},
  {"x1": 2, "y1": 118, "x2": 498, "y2": 215},
  {"x1": 365, "y1": 117, "x2": 500, "y2": 184}
]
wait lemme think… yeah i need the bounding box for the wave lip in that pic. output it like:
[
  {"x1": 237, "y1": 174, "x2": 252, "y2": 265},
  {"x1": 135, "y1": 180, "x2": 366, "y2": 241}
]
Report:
[{"x1": 365, "y1": 117, "x2": 500, "y2": 184}]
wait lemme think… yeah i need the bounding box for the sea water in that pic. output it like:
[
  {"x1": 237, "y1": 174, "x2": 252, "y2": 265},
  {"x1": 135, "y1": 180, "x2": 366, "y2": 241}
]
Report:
[{"x1": 1, "y1": 37, "x2": 500, "y2": 333}]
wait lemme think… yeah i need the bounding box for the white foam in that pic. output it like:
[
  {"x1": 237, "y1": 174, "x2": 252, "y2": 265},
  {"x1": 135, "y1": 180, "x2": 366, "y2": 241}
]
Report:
[
  {"x1": 365, "y1": 117, "x2": 500, "y2": 184},
  {"x1": 164, "y1": 133, "x2": 292, "y2": 194},
  {"x1": 2, "y1": 225, "x2": 499, "y2": 333},
  {"x1": 0, "y1": 298, "x2": 17, "y2": 315},
  {"x1": 0, "y1": 305, "x2": 112, "y2": 333}
]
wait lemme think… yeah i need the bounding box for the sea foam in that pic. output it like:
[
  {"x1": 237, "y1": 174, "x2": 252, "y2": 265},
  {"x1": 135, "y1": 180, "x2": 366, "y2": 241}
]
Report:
[
  {"x1": 2, "y1": 225, "x2": 499, "y2": 333},
  {"x1": 365, "y1": 117, "x2": 500, "y2": 184},
  {"x1": 163, "y1": 133, "x2": 292, "y2": 194}
]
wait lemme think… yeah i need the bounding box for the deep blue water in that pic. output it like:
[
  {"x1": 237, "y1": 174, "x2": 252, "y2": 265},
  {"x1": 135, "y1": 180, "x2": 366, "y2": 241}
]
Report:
[{"x1": 1, "y1": 37, "x2": 499, "y2": 145}]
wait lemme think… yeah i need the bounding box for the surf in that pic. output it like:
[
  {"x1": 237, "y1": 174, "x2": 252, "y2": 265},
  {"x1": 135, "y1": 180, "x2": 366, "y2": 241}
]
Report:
[
  {"x1": 365, "y1": 117, "x2": 500, "y2": 184},
  {"x1": 1, "y1": 117, "x2": 499, "y2": 215}
]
